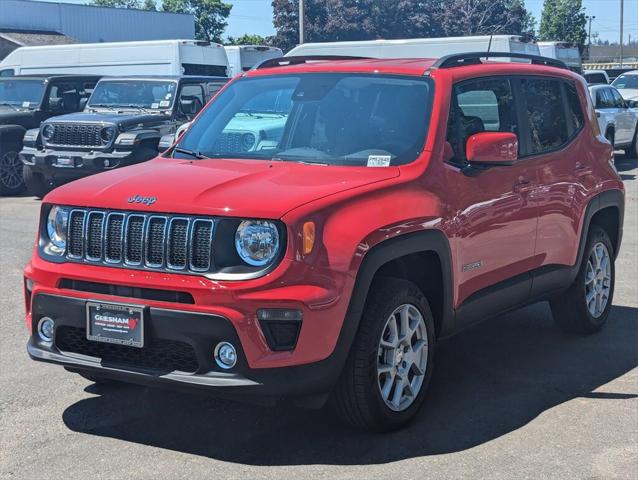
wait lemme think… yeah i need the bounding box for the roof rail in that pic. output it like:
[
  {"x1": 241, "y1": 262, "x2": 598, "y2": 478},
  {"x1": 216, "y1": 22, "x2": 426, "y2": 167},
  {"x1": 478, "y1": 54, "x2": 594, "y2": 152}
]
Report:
[
  {"x1": 431, "y1": 52, "x2": 568, "y2": 70},
  {"x1": 254, "y1": 55, "x2": 369, "y2": 70}
]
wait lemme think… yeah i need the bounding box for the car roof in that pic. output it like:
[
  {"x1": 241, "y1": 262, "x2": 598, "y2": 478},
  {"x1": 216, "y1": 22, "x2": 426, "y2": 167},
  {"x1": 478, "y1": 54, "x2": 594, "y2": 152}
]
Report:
[
  {"x1": 0, "y1": 74, "x2": 102, "y2": 81},
  {"x1": 588, "y1": 84, "x2": 617, "y2": 92},
  {"x1": 95, "y1": 75, "x2": 228, "y2": 82},
  {"x1": 245, "y1": 56, "x2": 575, "y2": 78}
]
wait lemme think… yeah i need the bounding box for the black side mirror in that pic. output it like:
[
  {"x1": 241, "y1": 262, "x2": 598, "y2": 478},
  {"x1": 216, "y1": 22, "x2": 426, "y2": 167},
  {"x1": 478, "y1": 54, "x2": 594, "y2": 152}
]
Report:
[
  {"x1": 627, "y1": 100, "x2": 638, "y2": 109},
  {"x1": 179, "y1": 99, "x2": 197, "y2": 116},
  {"x1": 49, "y1": 97, "x2": 63, "y2": 111}
]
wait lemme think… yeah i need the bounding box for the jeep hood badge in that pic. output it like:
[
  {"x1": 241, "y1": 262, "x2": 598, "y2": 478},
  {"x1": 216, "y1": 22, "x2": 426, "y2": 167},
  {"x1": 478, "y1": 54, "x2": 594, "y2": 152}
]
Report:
[{"x1": 128, "y1": 194, "x2": 157, "y2": 206}]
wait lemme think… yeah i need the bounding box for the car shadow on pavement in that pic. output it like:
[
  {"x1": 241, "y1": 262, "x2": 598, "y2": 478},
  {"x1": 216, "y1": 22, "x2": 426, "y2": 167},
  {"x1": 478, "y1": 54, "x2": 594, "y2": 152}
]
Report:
[{"x1": 62, "y1": 302, "x2": 638, "y2": 465}]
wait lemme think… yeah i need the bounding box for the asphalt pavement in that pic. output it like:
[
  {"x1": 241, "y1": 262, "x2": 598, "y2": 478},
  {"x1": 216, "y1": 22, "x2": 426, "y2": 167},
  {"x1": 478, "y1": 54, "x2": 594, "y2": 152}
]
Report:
[{"x1": 1, "y1": 156, "x2": 636, "y2": 479}]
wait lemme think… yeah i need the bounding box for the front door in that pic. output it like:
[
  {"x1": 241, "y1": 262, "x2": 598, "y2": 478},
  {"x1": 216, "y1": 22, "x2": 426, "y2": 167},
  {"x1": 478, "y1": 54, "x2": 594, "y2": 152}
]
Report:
[{"x1": 445, "y1": 77, "x2": 538, "y2": 326}]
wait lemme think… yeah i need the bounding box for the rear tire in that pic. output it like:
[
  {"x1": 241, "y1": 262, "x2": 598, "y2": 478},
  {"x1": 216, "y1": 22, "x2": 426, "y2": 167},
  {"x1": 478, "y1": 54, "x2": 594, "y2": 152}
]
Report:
[
  {"x1": 23, "y1": 165, "x2": 51, "y2": 199},
  {"x1": 0, "y1": 140, "x2": 25, "y2": 195},
  {"x1": 550, "y1": 225, "x2": 615, "y2": 334},
  {"x1": 331, "y1": 278, "x2": 435, "y2": 432},
  {"x1": 625, "y1": 128, "x2": 638, "y2": 158}
]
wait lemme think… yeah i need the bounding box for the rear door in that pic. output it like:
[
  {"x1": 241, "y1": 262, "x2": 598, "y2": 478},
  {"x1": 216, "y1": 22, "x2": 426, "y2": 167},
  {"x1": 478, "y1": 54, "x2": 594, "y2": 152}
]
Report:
[{"x1": 526, "y1": 77, "x2": 591, "y2": 296}]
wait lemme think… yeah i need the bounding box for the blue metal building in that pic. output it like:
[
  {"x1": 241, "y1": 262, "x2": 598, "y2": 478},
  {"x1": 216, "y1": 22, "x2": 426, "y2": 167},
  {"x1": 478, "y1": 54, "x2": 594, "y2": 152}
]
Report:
[{"x1": 0, "y1": 0, "x2": 195, "y2": 43}]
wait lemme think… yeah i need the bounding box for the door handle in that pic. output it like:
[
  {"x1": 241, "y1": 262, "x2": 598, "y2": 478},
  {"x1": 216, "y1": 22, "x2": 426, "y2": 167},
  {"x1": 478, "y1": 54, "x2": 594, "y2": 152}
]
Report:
[{"x1": 513, "y1": 180, "x2": 534, "y2": 193}]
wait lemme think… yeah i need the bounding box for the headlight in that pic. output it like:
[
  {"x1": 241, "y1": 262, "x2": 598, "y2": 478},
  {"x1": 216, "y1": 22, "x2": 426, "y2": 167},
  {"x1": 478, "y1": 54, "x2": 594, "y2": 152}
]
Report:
[
  {"x1": 235, "y1": 220, "x2": 280, "y2": 267},
  {"x1": 42, "y1": 124, "x2": 55, "y2": 140},
  {"x1": 45, "y1": 206, "x2": 69, "y2": 255},
  {"x1": 100, "y1": 126, "x2": 117, "y2": 143},
  {"x1": 241, "y1": 133, "x2": 256, "y2": 151}
]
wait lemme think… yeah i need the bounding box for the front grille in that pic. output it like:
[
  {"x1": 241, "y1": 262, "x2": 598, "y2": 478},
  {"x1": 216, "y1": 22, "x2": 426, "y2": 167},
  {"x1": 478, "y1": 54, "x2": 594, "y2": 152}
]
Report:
[
  {"x1": 59, "y1": 279, "x2": 195, "y2": 304},
  {"x1": 66, "y1": 209, "x2": 216, "y2": 275},
  {"x1": 56, "y1": 326, "x2": 199, "y2": 373},
  {"x1": 47, "y1": 123, "x2": 104, "y2": 147}
]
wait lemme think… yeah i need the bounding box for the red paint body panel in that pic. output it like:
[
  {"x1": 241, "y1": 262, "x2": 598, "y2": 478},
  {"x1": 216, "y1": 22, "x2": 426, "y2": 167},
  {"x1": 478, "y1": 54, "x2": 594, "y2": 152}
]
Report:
[{"x1": 25, "y1": 57, "x2": 625, "y2": 377}]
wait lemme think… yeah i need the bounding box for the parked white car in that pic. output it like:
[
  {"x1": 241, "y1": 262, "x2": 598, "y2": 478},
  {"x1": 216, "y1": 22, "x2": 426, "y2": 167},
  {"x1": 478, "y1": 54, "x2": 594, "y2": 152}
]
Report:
[
  {"x1": 612, "y1": 70, "x2": 638, "y2": 102},
  {"x1": 588, "y1": 84, "x2": 638, "y2": 156},
  {"x1": 583, "y1": 69, "x2": 610, "y2": 85}
]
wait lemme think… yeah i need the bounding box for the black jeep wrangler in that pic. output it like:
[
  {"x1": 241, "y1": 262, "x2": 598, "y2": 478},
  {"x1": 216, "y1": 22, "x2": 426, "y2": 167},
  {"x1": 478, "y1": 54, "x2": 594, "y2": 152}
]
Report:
[
  {"x1": 0, "y1": 75, "x2": 100, "y2": 195},
  {"x1": 20, "y1": 75, "x2": 227, "y2": 197}
]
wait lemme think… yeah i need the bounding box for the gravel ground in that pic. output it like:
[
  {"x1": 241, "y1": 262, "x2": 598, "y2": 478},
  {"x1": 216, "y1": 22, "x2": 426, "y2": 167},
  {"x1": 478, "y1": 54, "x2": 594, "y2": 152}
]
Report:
[{"x1": 1, "y1": 156, "x2": 636, "y2": 480}]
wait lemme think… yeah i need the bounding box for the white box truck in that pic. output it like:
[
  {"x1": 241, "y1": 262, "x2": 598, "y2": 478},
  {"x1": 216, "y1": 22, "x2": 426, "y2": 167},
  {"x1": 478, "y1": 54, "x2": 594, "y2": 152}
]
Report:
[
  {"x1": 224, "y1": 45, "x2": 283, "y2": 77},
  {"x1": 537, "y1": 42, "x2": 582, "y2": 72},
  {"x1": 0, "y1": 40, "x2": 229, "y2": 77},
  {"x1": 286, "y1": 35, "x2": 540, "y2": 61}
]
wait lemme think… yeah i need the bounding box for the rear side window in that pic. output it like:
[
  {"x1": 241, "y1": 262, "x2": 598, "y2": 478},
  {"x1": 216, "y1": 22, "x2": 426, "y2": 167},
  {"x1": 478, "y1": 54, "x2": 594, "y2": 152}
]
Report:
[
  {"x1": 564, "y1": 82, "x2": 585, "y2": 133},
  {"x1": 447, "y1": 78, "x2": 517, "y2": 163},
  {"x1": 521, "y1": 78, "x2": 568, "y2": 155}
]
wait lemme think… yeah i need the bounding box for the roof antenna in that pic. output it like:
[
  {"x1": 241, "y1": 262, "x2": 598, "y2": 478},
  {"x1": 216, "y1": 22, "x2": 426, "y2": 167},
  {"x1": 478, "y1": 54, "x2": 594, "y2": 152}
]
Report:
[{"x1": 486, "y1": 34, "x2": 493, "y2": 63}]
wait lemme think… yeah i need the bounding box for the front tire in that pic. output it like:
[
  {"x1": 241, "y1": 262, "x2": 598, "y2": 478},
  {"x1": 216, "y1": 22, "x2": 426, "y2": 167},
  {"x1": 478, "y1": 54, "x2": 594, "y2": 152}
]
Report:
[
  {"x1": 331, "y1": 278, "x2": 435, "y2": 432},
  {"x1": 550, "y1": 225, "x2": 615, "y2": 334},
  {"x1": 0, "y1": 141, "x2": 25, "y2": 195}
]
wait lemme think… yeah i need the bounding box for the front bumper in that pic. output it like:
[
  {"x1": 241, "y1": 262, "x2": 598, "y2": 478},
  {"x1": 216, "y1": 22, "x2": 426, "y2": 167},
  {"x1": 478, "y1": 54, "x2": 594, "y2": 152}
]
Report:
[
  {"x1": 20, "y1": 146, "x2": 138, "y2": 179},
  {"x1": 27, "y1": 293, "x2": 345, "y2": 402}
]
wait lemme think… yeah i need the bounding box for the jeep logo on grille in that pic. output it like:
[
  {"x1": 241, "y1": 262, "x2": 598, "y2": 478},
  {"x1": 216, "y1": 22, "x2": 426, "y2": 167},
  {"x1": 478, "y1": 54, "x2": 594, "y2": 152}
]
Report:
[{"x1": 127, "y1": 195, "x2": 157, "y2": 206}]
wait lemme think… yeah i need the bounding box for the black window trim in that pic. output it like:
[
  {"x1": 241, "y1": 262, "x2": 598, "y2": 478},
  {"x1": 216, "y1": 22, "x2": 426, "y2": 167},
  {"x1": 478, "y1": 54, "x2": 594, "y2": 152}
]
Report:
[{"x1": 444, "y1": 73, "x2": 586, "y2": 168}]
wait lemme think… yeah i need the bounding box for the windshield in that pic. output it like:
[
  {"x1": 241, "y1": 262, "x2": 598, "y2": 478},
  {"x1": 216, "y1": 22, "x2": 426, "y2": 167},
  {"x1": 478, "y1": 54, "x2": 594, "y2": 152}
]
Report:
[
  {"x1": 0, "y1": 79, "x2": 45, "y2": 108},
  {"x1": 612, "y1": 74, "x2": 638, "y2": 89},
  {"x1": 173, "y1": 73, "x2": 433, "y2": 166},
  {"x1": 88, "y1": 80, "x2": 177, "y2": 109}
]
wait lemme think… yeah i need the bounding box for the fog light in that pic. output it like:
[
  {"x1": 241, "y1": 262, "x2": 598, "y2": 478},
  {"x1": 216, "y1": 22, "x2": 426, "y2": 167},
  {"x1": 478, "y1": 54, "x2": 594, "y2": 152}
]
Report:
[
  {"x1": 214, "y1": 342, "x2": 237, "y2": 369},
  {"x1": 37, "y1": 317, "x2": 55, "y2": 343}
]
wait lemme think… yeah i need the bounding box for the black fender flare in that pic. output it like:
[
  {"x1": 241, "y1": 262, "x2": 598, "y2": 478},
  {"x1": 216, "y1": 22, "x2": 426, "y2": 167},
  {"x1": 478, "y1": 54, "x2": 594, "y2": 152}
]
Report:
[
  {"x1": 0, "y1": 124, "x2": 27, "y2": 147},
  {"x1": 575, "y1": 189, "x2": 624, "y2": 270}
]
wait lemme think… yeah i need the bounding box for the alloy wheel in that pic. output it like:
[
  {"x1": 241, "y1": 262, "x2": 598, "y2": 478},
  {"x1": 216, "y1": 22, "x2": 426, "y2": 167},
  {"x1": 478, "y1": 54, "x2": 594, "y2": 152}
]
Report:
[
  {"x1": 377, "y1": 303, "x2": 429, "y2": 412},
  {"x1": 0, "y1": 150, "x2": 23, "y2": 191},
  {"x1": 585, "y1": 242, "x2": 611, "y2": 318}
]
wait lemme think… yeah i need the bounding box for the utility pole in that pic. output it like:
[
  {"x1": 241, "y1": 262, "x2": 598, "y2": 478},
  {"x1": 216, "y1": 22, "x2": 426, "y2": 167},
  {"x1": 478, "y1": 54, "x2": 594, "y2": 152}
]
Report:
[
  {"x1": 299, "y1": 0, "x2": 305, "y2": 45},
  {"x1": 619, "y1": 0, "x2": 624, "y2": 66}
]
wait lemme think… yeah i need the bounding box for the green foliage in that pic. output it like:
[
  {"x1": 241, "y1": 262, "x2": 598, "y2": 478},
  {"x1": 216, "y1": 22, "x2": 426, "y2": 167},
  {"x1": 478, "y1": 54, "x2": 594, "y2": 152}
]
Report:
[
  {"x1": 539, "y1": 0, "x2": 587, "y2": 45},
  {"x1": 90, "y1": 0, "x2": 149, "y2": 8},
  {"x1": 161, "y1": 0, "x2": 232, "y2": 43},
  {"x1": 225, "y1": 34, "x2": 269, "y2": 46},
  {"x1": 271, "y1": 0, "x2": 535, "y2": 52}
]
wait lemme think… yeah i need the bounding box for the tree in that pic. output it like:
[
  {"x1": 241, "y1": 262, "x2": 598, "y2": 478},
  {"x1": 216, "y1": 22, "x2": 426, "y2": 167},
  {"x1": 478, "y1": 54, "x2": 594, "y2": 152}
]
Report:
[
  {"x1": 161, "y1": 0, "x2": 232, "y2": 43},
  {"x1": 225, "y1": 34, "x2": 269, "y2": 46},
  {"x1": 90, "y1": 0, "x2": 147, "y2": 8},
  {"x1": 271, "y1": 0, "x2": 534, "y2": 52},
  {"x1": 436, "y1": 0, "x2": 534, "y2": 37},
  {"x1": 142, "y1": 0, "x2": 157, "y2": 10},
  {"x1": 539, "y1": 0, "x2": 587, "y2": 46}
]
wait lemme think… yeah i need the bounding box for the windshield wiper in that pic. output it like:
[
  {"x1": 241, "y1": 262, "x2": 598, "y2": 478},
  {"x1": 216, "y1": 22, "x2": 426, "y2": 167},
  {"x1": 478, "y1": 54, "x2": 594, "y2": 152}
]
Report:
[{"x1": 173, "y1": 147, "x2": 208, "y2": 159}]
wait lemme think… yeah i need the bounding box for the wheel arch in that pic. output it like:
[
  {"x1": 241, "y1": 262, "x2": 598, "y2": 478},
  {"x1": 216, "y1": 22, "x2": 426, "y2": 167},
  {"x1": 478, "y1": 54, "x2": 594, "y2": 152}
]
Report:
[
  {"x1": 578, "y1": 190, "x2": 624, "y2": 267},
  {"x1": 0, "y1": 124, "x2": 27, "y2": 147}
]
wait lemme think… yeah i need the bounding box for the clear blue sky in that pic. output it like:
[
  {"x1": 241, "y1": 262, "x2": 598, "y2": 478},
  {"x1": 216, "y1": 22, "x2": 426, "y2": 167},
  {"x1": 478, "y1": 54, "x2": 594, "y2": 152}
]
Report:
[{"x1": 34, "y1": 0, "x2": 638, "y2": 43}]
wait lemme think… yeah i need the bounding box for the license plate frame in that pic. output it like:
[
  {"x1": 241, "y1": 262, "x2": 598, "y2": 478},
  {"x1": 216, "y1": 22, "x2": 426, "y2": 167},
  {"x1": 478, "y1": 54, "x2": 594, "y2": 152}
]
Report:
[
  {"x1": 86, "y1": 301, "x2": 144, "y2": 348},
  {"x1": 55, "y1": 157, "x2": 74, "y2": 168}
]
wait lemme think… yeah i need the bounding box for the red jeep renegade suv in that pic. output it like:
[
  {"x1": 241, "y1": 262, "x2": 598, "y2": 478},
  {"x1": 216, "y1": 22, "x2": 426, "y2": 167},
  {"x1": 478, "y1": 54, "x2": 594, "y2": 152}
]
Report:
[{"x1": 24, "y1": 53, "x2": 625, "y2": 431}]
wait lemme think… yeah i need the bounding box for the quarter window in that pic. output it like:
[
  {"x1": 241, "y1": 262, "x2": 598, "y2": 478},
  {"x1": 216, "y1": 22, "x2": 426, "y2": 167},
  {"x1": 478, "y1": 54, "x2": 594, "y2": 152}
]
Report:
[
  {"x1": 447, "y1": 78, "x2": 517, "y2": 163},
  {"x1": 564, "y1": 81, "x2": 585, "y2": 133},
  {"x1": 521, "y1": 78, "x2": 569, "y2": 154}
]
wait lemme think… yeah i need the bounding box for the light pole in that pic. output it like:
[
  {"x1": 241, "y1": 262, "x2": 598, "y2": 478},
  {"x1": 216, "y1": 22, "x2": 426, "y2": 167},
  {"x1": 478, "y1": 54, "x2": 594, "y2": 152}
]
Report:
[
  {"x1": 299, "y1": 0, "x2": 305, "y2": 45},
  {"x1": 586, "y1": 15, "x2": 595, "y2": 47},
  {"x1": 620, "y1": 0, "x2": 625, "y2": 68}
]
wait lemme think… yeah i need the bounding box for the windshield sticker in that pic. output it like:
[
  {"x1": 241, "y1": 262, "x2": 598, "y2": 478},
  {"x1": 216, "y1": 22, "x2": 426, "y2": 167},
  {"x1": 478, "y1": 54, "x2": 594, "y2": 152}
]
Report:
[
  {"x1": 151, "y1": 102, "x2": 159, "y2": 109},
  {"x1": 165, "y1": 93, "x2": 172, "y2": 99},
  {"x1": 22, "y1": 101, "x2": 30, "y2": 108},
  {"x1": 159, "y1": 100, "x2": 170, "y2": 107},
  {"x1": 367, "y1": 155, "x2": 392, "y2": 167}
]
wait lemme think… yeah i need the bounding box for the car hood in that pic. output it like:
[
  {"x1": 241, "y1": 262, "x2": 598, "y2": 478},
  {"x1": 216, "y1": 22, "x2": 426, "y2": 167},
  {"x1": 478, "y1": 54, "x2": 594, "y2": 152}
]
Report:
[
  {"x1": 618, "y1": 88, "x2": 638, "y2": 100},
  {"x1": 0, "y1": 107, "x2": 33, "y2": 124},
  {"x1": 45, "y1": 157, "x2": 400, "y2": 218},
  {"x1": 43, "y1": 111, "x2": 168, "y2": 128}
]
